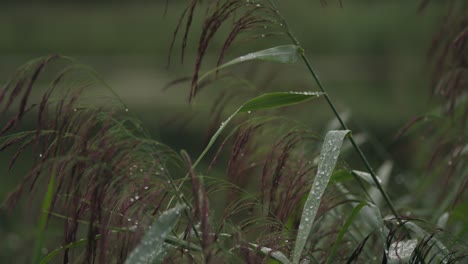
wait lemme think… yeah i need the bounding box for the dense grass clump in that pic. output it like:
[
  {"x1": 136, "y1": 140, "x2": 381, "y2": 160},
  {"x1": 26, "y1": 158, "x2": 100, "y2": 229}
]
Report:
[{"x1": 1, "y1": 0, "x2": 466, "y2": 263}]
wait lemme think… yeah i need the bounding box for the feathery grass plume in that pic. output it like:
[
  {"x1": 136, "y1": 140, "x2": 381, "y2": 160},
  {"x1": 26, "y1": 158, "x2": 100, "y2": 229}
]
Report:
[
  {"x1": 1, "y1": 58, "x2": 179, "y2": 263},
  {"x1": 182, "y1": 152, "x2": 215, "y2": 263},
  {"x1": 170, "y1": 0, "x2": 285, "y2": 101},
  {"x1": 207, "y1": 117, "x2": 378, "y2": 261},
  {"x1": 424, "y1": 0, "x2": 467, "y2": 113},
  {"x1": 393, "y1": 0, "x2": 467, "y2": 238}
]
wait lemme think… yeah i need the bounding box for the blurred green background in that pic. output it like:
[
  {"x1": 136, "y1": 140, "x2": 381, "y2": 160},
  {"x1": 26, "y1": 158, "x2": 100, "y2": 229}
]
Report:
[{"x1": 0, "y1": 0, "x2": 447, "y2": 261}]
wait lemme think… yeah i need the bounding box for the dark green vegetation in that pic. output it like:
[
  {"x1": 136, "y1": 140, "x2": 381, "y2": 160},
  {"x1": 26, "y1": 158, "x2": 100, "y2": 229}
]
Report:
[{"x1": 1, "y1": 0, "x2": 466, "y2": 263}]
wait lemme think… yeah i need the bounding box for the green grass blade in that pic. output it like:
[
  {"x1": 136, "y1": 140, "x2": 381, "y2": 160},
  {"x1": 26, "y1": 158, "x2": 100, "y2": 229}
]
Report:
[
  {"x1": 325, "y1": 202, "x2": 368, "y2": 264},
  {"x1": 239, "y1": 92, "x2": 322, "y2": 113},
  {"x1": 198, "y1": 45, "x2": 303, "y2": 83},
  {"x1": 32, "y1": 171, "x2": 56, "y2": 264},
  {"x1": 124, "y1": 206, "x2": 185, "y2": 264},
  {"x1": 39, "y1": 235, "x2": 100, "y2": 264},
  {"x1": 192, "y1": 91, "x2": 323, "y2": 169},
  {"x1": 292, "y1": 130, "x2": 350, "y2": 264},
  {"x1": 351, "y1": 170, "x2": 382, "y2": 186}
]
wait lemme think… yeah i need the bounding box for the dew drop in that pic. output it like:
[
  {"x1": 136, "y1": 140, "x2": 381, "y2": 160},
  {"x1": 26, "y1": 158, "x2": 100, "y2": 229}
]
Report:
[
  {"x1": 39, "y1": 153, "x2": 43, "y2": 158},
  {"x1": 256, "y1": 4, "x2": 261, "y2": 7},
  {"x1": 128, "y1": 218, "x2": 132, "y2": 222},
  {"x1": 144, "y1": 186, "x2": 149, "y2": 190},
  {"x1": 125, "y1": 108, "x2": 129, "y2": 112},
  {"x1": 247, "y1": 110, "x2": 251, "y2": 114},
  {"x1": 261, "y1": 34, "x2": 265, "y2": 38},
  {"x1": 73, "y1": 108, "x2": 77, "y2": 112},
  {"x1": 135, "y1": 195, "x2": 140, "y2": 200}
]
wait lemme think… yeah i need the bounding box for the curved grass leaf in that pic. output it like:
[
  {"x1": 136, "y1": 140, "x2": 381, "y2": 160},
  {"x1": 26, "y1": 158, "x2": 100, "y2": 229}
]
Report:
[
  {"x1": 39, "y1": 236, "x2": 100, "y2": 264},
  {"x1": 198, "y1": 45, "x2": 303, "y2": 83},
  {"x1": 351, "y1": 170, "x2": 382, "y2": 186},
  {"x1": 33, "y1": 171, "x2": 57, "y2": 263},
  {"x1": 124, "y1": 206, "x2": 185, "y2": 264},
  {"x1": 292, "y1": 130, "x2": 351, "y2": 264},
  {"x1": 192, "y1": 91, "x2": 324, "y2": 169},
  {"x1": 326, "y1": 201, "x2": 368, "y2": 264}
]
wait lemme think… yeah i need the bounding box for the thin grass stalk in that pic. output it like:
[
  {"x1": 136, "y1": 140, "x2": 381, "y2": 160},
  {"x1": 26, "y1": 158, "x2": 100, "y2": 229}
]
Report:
[
  {"x1": 267, "y1": 0, "x2": 399, "y2": 218},
  {"x1": 32, "y1": 170, "x2": 57, "y2": 263}
]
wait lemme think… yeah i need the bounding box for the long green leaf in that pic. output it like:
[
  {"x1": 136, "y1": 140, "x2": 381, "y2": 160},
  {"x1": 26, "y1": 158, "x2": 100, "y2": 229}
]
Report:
[
  {"x1": 198, "y1": 45, "x2": 303, "y2": 83},
  {"x1": 32, "y1": 171, "x2": 57, "y2": 263},
  {"x1": 124, "y1": 206, "x2": 185, "y2": 264},
  {"x1": 292, "y1": 130, "x2": 351, "y2": 264},
  {"x1": 192, "y1": 91, "x2": 323, "y2": 169},
  {"x1": 326, "y1": 202, "x2": 368, "y2": 264},
  {"x1": 39, "y1": 236, "x2": 100, "y2": 264}
]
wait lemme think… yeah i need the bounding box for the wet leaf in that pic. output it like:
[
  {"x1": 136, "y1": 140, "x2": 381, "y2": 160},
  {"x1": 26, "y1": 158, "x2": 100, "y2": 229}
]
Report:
[
  {"x1": 198, "y1": 45, "x2": 303, "y2": 83},
  {"x1": 124, "y1": 206, "x2": 185, "y2": 264},
  {"x1": 292, "y1": 130, "x2": 350, "y2": 264}
]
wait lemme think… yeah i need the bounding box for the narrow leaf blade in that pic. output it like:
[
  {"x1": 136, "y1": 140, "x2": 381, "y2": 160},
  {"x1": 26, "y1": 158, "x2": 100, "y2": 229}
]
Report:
[
  {"x1": 326, "y1": 202, "x2": 368, "y2": 264},
  {"x1": 192, "y1": 91, "x2": 323, "y2": 169},
  {"x1": 198, "y1": 45, "x2": 303, "y2": 83},
  {"x1": 124, "y1": 206, "x2": 185, "y2": 264},
  {"x1": 292, "y1": 130, "x2": 350, "y2": 264},
  {"x1": 239, "y1": 92, "x2": 323, "y2": 113}
]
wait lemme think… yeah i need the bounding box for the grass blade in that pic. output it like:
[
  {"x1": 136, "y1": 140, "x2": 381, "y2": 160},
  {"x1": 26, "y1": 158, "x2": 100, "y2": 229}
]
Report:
[
  {"x1": 124, "y1": 206, "x2": 185, "y2": 264},
  {"x1": 198, "y1": 45, "x2": 303, "y2": 83},
  {"x1": 326, "y1": 201, "x2": 368, "y2": 264},
  {"x1": 39, "y1": 235, "x2": 100, "y2": 264},
  {"x1": 292, "y1": 130, "x2": 350, "y2": 264},
  {"x1": 32, "y1": 171, "x2": 56, "y2": 263},
  {"x1": 192, "y1": 91, "x2": 323, "y2": 169}
]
